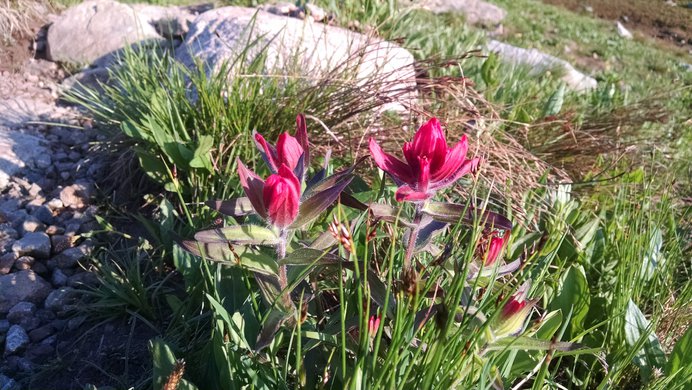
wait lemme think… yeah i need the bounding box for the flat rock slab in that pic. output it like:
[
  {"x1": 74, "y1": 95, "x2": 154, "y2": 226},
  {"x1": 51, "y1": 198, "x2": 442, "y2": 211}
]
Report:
[
  {"x1": 46, "y1": 0, "x2": 162, "y2": 65},
  {"x1": 175, "y1": 6, "x2": 417, "y2": 112},
  {"x1": 486, "y1": 40, "x2": 597, "y2": 92},
  {"x1": 421, "y1": 0, "x2": 506, "y2": 25}
]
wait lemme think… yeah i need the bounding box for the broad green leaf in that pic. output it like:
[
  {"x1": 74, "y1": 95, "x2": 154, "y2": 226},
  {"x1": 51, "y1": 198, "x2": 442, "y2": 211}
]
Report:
[
  {"x1": 574, "y1": 216, "x2": 600, "y2": 251},
  {"x1": 533, "y1": 310, "x2": 563, "y2": 340},
  {"x1": 189, "y1": 134, "x2": 214, "y2": 171},
  {"x1": 181, "y1": 240, "x2": 279, "y2": 276},
  {"x1": 543, "y1": 82, "x2": 566, "y2": 116},
  {"x1": 624, "y1": 299, "x2": 667, "y2": 382},
  {"x1": 151, "y1": 338, "x2": 198, "y2": 390},
  {"x1": 194, "y1": 225, "x2": 279, "y2": 246},
  {"x1": 666, "y1": 325, "x2": 692, "y2": 376},
  {"x1": 206, "y1": 198, "x2": 256, "y2": 217},
  {"x1": 422, "y1": 201, "x2": 512, "y2": 231},
  {"x1": 549, "y1": 265, "x2": 590, "y2": 338}
]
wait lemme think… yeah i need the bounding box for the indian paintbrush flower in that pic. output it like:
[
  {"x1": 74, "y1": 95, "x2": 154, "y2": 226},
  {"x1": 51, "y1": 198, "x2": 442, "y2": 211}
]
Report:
[
  {"x1": 369, "y1": 117, "x2": 480, "y2": 202},
  {"x1": 254, "y1": 114, "x2": 310, "y2": 179},
  {"x1": 492, "y1": 282, "x2": 537, "y2": 338},
  {"x1": 238, "y1": 159, "x2": 301, "y2": 229},
  {"x1": 481, "y1": 230, "x2": 510, "y2": 267},
  {"x1": 368, "y1": 315, "x2": 381, "y2": 337}
]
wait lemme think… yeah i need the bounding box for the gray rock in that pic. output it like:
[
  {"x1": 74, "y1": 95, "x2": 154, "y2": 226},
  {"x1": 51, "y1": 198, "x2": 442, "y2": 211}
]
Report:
[
  {"x1": 132, "y1": 3, "x2": 195, "y2": 38},
  {"x1": 67, "y1": 271, "x2": 99, "y2": 287},
  {"x1": 34, "y1": 309, "x2": 56, "y2": 323},
  {"x1": 59, "y1": 181, "x2": 94, "y2": 209},
  {"x1": 175, "y1": 7, "x2": 417, "y2": 112},
  {"x1": 50, "y1": 234, "x2": 73, "y2": 254},
  {"x1": 45, "y1": 198, "x2": 63, "y2": 210},
  {"x1": 0, "y1": 127, "x2": 46, "y2": 189},
  {"x1": 486, "y1": 40, "x2": 597, "y2": 92},
  {"x1": 44, "y1": 287, "x2": 79, "y2": 312},
  {"x1": 0, "y1": 253, "x2": 15, "y2": 275},
  {"x1": 420, "y1": 0, "x2": 506, "y2": 26},
  {"x1": 0, "y1": 225, "x2": 18, "y2": 253},
  {"x1": 51, "y1": 269, "x2": 69, "y2": 287},
  {"x1": 304, "y1": 3, "x2": 327, "y2": 22},
  {"x1": 0, "y1": 270, "x2": 52, "y2": 314},
  {"x1": 45, "y1": 225, "x2": 64, "y2": 235},
  {"x1": 20, "y1": 215, "x2": 45, "y2": 235},
  {"x1": 13, "y1": 256, "x2": 35, "y2": 271},
  {"x1": 32, "y1": 205, "x2": 55, "y2": 225},
  {"x1": 0, "y1": 374, "x2": 19, "y2": 390},
  {"x1": 4, "y1": 325, "x2": 29, "y2": 355},
  {"x1": 7, "y1": 302, "x2": 36, "y2": 324},
  {"x1": 35, "y1": 153, "x2": 52, "y2": 170},
  {"x1": 46, "y1": 0, "x2": 163, "y2": 65},
  {"x1": 12, "y1": 232, "x2": 51, "y2": 259},
  {"x1": 0, "y1": 320, "x2": 9, "y2": 334},
  {"x1": 54, "y1": 243, "x2": 92, "y2": 268},
  {"x1": 259, "y1": 2, "x2": 297, "y2": 16},
  {"x1": 28, "y1": 324, "x2": 54, "y2": 343}
]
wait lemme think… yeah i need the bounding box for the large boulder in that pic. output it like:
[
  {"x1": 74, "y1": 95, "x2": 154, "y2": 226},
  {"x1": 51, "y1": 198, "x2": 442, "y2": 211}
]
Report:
[
  {"x1": 46, "y1": 0, "x2": 162, "y2": 65},
  {"x1": 421, "y1": 0, "x2": 506, "y2": 26},
  {"x1": 174, "y1": 7, "x2": 417, "y2": 112},
  {"x1": 0, "y1": 270, "x2": 52, "y2": 314},
  {"x1": 486, "y1": 40, "x2": 597, "y2": 92}
]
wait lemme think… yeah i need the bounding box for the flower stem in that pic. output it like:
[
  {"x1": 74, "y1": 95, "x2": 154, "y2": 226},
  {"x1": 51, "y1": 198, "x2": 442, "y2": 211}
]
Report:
[
  {"x1": 277, "y1": 229, "x2": 288, "y2": 289},
  {"x1": 404, "y1": 203, "x2": 424, "y2": 271}
]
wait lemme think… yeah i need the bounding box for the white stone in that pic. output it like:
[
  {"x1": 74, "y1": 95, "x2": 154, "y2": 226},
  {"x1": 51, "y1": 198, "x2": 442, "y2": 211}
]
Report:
[
  {"x1": 486, "y1": 40, "x2": 597, "y2": 92},
  {"x1": 175, "y1": 7, "x2": 417, "y2": 112},
  {"x1": 616, "y1": 21, "x2": 633, "y2": 39}
]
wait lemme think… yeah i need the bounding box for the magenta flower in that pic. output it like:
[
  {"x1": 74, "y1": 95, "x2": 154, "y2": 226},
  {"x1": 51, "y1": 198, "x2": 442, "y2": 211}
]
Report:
[
  {"x1": 369, "y1": 118, "x2": 480, "y2": 202},
  {"x1": 238, "y1": 160, "x2": 301, "y2": 229},
  {"x1": 482, "y1": 230, "x2": 510, "y2": 267},
  {"x1": 254, "y1": 114, "x2": 310, "y2": 177},
  {"x1": 368, "y1": 315, "x2": 381, "y2": 337},
  {"x1": 493, "y1": 282, "x2": 536, "y2": 338}
]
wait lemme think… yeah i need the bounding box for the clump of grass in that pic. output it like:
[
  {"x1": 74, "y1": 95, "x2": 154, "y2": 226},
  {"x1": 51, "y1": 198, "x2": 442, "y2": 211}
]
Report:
[{"x1": 0, "y1": 0, "x2": 49, "y2": 45}]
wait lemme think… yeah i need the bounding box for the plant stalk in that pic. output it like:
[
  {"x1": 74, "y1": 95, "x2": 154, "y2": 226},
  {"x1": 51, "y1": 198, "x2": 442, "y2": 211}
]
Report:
[{"x1": 277, "y1": 229, "x2": 288, "y2": 289}]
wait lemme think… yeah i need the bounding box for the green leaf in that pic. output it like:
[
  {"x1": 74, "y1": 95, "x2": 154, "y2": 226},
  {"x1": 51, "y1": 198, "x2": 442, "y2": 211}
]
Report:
[
  {"x1": 206, "y1": 198, "x2": 256, "y2": 217},
  {"x1": 206, "y1": 294, "x2": 251, "y2": 351},
  {"x1": 641, "y1": 227, "x2": 663, "y2": 282},
  {"x1": 533, "y1": 310, "x2": 563, "y2": 340},
  {"x1": 151, "y1": 338, "x2": 198, "y2": 390},
  {"x1": 481, "y1": 52, "x2": 499, "y2": 87},
  {"x1": 624, "y1": 299, "x2": 666, "y2": 381},
  {"x1": 189, "y1": 134, "x2": 214, "y2": 171},
  {"x1": 291, "y1": 174, "x2": 353, "y2": 228},
  {"x1": 181, "y1": 240, "x2": 279, "y2": 276},
  {"x1": 549, "y1": 265, "x2": 590, "y2": 338},
  {"x1": 422, "y1": 201, "x2": 512, "y2": 231},
  {"x1": 255, "y1": 309, "x2": 292, "y2": 352},
  {"x1": 487, "y1": 336, "x2": 587, "y2": 353},
  {"x1": 666, "y1": 325, "x2": 692, "y2": 376},
  {"x1": 543, "y1": 82, "x2": 566, "y2": 116},
  {"x1": 194, "y1": 225, "x2": 279, "y2": 246},
  {"x1": 279, "y1": 247, "x2": 343, "y2": 266}
]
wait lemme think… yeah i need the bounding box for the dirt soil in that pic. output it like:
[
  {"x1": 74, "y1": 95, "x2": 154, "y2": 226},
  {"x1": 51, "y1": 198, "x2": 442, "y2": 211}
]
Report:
[{"x1": 543, "y1": 0, "x2": 692, "y2": 49}]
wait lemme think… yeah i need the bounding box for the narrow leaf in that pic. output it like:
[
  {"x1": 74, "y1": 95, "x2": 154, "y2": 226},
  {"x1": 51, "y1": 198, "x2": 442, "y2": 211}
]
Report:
[{"x1": 291, "y1": 174, "x2": 353, "y2": 228}]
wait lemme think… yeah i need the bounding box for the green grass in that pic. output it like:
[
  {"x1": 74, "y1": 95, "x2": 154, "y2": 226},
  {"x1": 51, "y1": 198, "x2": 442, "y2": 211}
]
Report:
[{"x1": 55, "y1": 1, "x2": 692, "y2": 389}]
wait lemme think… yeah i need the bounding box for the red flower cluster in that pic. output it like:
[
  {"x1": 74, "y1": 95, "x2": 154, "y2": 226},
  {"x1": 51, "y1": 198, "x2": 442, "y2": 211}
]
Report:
[{"x1": 369, "y1": 118, "x2": 480, "y2": 202}]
